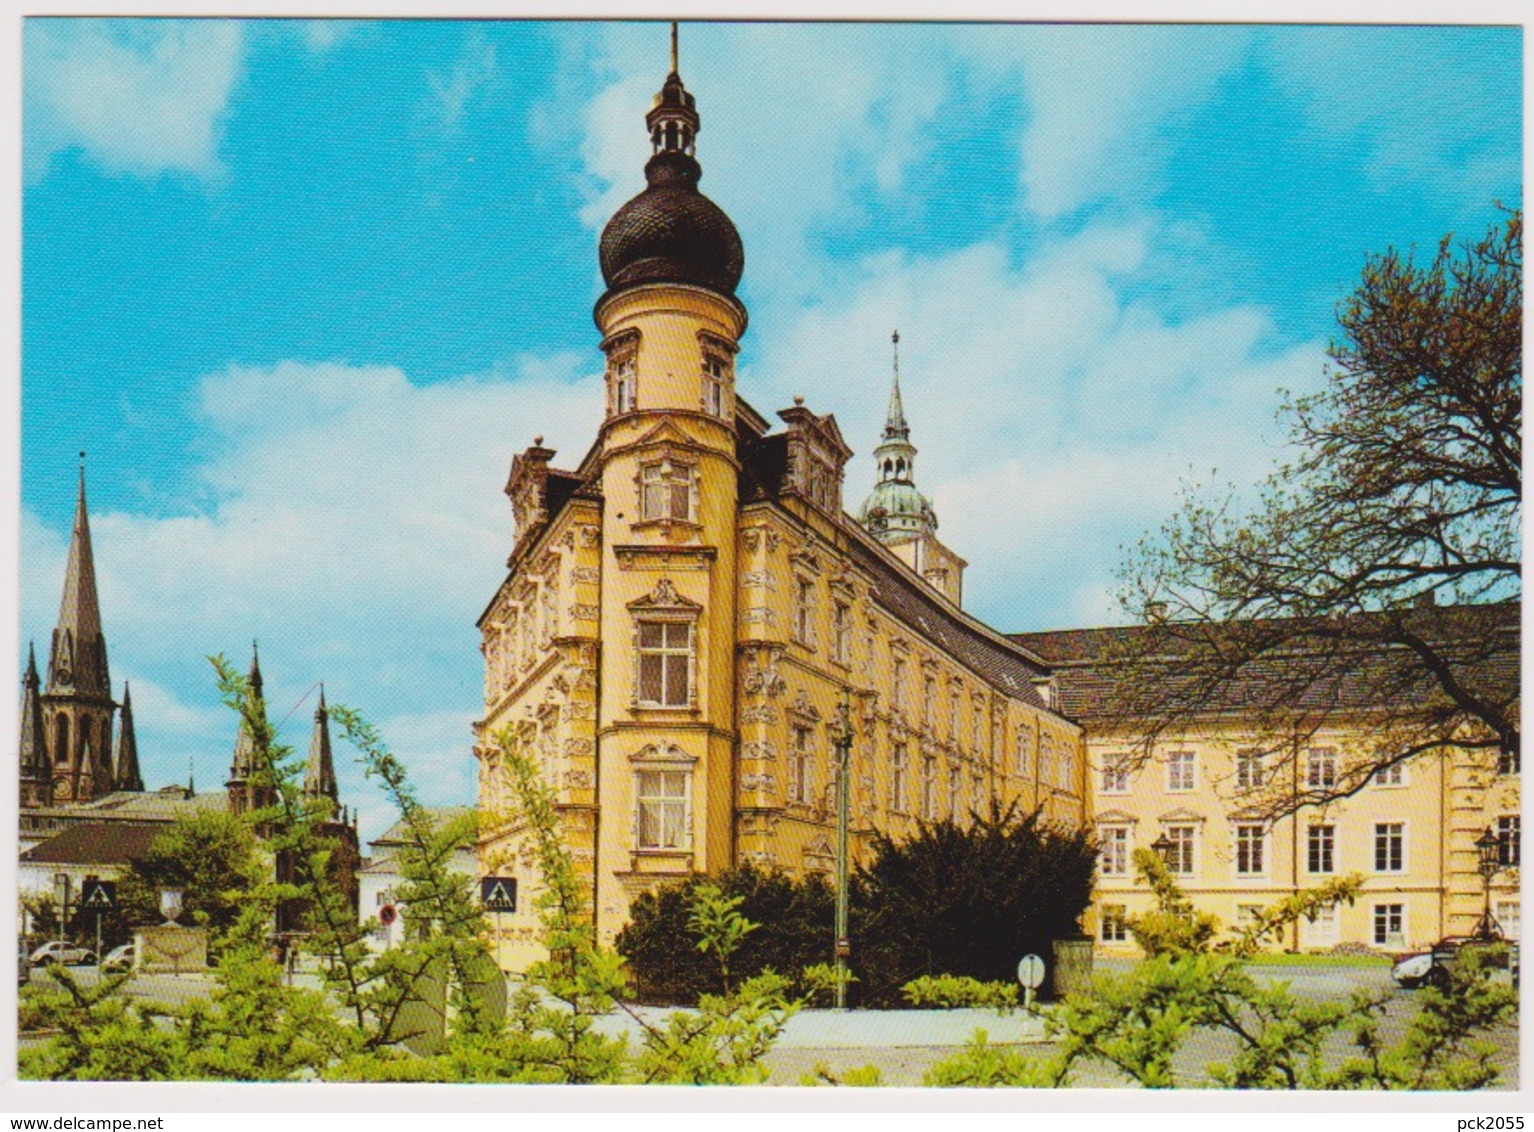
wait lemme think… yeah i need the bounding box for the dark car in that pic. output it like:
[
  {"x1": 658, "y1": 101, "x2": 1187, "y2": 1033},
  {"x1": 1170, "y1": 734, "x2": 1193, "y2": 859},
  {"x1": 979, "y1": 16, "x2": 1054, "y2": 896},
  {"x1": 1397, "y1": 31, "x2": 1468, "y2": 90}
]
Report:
[{"x1": 1393, "y1": 936, "x2": 1518, "y2": 989}]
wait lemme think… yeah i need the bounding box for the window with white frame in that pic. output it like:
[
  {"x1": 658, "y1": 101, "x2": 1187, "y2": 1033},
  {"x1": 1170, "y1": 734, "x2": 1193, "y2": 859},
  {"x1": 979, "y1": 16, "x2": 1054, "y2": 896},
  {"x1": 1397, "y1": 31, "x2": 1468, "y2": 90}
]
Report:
[
  {"x1": 948, "y1": 691, "x2": 960, "y2": 743},
  {"x1": 1236, "y1": 903, "x2": 1266, "y2": 933},
  {"x1": 947, "y1": 765, "x2": 962, "y2": 819},
  {"x1": 1372, "y1": 902, "x2": 1405, "y2": 947},
  {"x1": 892, "y1": 656, "x2": 907, "y2": 713},
  {"x1": 1101, "y1": 754, "x2": 1130, "y2": 795},
  {"x1": 1374, "y1": 762, "x2": 1406, "y2": 787},
  {"x1": 636, "y1": 768, "x2": 689, "y2": 850},
  {"x1": 1494, "y1": 900, "x2": 1521, "y2": 941},
  {"x1": 1301, "y1": 902, "x2": 1339, "y2": 947},
  {"x1": 1306, "y1": 747, "x2": 1337, "y2": 791},
  {"x1": 636, "y1": 620, "x2": 693, "y2": 708},
  {"x1": 1039, "y1": 734, "x2": 1056, "y2": 788},
  {"x1": 1235, "y1": 823, "x2": 1266, "y2": 876},
  {"x1": 1100, "y1": 904, "x2": 1130, "y2": 943},
  {"x1": 701, "y1": 352, "x2": 729, "y2": 417},
  {"x1": 971, "y1": 701, "x2": 982, "y2": 751},
  {"x1": 640, "y1": 459, "x2": 694, "y2": 522},
  {"x1": 611, "y1": 352, "x2": 637, "y2": 414},
  {"x1": 1166, "y1": 750, "x2": 1196, "y2": 792},
  {"x1": 1374, "y1": 822, "x2": 1405, "y2": 873},
  {"x1": 1235, "y1": 749, "x2": 1265, "y2": 791},
  {"x1": 920, "y1": 756, "x2": 938, "y2": 820},
  {"x1": 1307, "y1": 824, "x2": 1335, "y2": 874},
  {"x1": 1164, "y1": 824, "x2": 1196, "y2": 875},
  {"x1": 793, "y1": 578, "x2": 816, "y2": 646},
  {"x1": 1499, "y1": 746, "x2": 1520, "y2": 776},
  {"x1": 923, "y1": 676, "x2": 937, "y2": 728},
  {"x1": 1497, "y1": 815, "x2": 1520, "y2": 868},
  {"x1": 1099, "y1": 825, "x2": 1131, "y2": 877},
  {"x1": 1059, "y1": 741, "x2": 1077, "y2": 790},
  {"x1": 971, "y1": 770, "x2": 985, "y2": 816},
  {"x1": 832, "y1": 603, "x2": 851, "y2": 666},
  {"x1": 789, "y1": 725, "x2": 814, "y2": 805},
  {"x1": 890, "y1": 745, "x2": 909, "y2": 813}
]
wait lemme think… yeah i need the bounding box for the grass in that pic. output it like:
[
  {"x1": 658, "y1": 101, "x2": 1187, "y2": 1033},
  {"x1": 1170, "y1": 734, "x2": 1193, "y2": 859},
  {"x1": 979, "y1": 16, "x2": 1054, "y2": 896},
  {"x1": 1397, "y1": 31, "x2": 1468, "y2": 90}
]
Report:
[{"x1": 1247, "y1": 952, "x2": 1392, "y2": 968}]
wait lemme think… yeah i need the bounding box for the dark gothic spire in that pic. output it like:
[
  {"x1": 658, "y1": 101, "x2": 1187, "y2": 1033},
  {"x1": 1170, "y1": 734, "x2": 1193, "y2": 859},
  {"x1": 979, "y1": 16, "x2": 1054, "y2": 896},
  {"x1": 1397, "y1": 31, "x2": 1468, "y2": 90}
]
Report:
[
  {"x1": 229, "y1": 643, "x2": 267, "y2": 782},
  {"x1": 47, "y1": 455, "x2": 110, "y2": 697},
  {"x1": 303, "y1": 685, "x2": 339, "y2": 810},
  {"x1": 19, "y1": 643, "x2": 49, "y2": 804},
  {"x1": 113, "y1": 681, "x2": 144, "y2": 792}
]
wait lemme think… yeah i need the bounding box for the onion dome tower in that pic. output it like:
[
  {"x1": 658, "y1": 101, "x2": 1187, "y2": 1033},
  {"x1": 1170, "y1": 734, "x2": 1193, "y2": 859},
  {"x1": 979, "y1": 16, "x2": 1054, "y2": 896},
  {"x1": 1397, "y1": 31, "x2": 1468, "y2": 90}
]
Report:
[
  {"x1": 597, "y1": 23, "x2": 744, "y2": 306},
  {"x1": 858, "y1": 331, "x2": 937, "y2": 540}
]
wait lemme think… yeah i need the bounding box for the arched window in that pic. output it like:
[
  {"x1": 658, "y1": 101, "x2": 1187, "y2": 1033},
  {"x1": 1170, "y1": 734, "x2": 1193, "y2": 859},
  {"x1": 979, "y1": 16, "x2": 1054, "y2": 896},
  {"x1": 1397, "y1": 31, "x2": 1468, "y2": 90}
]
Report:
[{"x1": 54, "y1": 715, "x2": 69, "y2": 767}]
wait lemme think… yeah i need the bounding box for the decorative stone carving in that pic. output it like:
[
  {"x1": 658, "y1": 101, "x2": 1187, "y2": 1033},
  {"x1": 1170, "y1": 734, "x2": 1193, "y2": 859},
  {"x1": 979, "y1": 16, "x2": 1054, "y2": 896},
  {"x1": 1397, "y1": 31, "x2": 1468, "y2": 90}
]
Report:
[
  {"x1": 740, "y1": 704, "x2": 778, "y2": 725},
  {"x1": 740, "y1": 774, "x2": 777, "y2": 793},
  {"x1": 564, "y1": 738, "x2": 594, "y2": 758},
  {"x1": 788, "y1": 687, "x2": 822, "y2": 721},
  {"x1": 571, "y1": 566, "x2": 600, "y2": 584},
  {"x1": 740, "y1": 740, "x2": 777, "y2": 762},
  {"x1": 632, "y1": 740, "x2": 693, "y2": 764},
  {"x1": 742, "y1": 652, "x2": 786, "y2": 698},
  {"x1": 741, "y1": 570, "x2": 776, "y2": 590},
  {"x1": 568, "y1": 603, "x2": 600, "y2": 621},
  {"x1": 561, "y1": 702, "x2": 594, "y2": 721},
  {"x1": 627, "y1": 577, "x2": 702, "y2": 612},
  {"x1": 564, "y1": 769, "x2": 593, "y2": 789},
  {"x1": 741, "y1": 607, "x2": 777, "y2": 626},
  {"x1": 578, "y1": 524, "x2": 601, "y2": 547}
]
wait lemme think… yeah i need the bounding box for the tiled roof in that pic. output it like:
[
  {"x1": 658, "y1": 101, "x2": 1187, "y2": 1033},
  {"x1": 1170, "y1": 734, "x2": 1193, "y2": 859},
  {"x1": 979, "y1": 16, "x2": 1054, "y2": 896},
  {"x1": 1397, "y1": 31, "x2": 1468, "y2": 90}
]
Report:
[
  {"x1": 21, "y1": 821, "x2": 161, "y2": 866},
  {"x1": 27, "y1": 789, "x2": 227, "y2": 823},
  {"x1": 368, "y1": 806, "x2": 477, "y2": 853},
  {"x1": 1010, "y1": 601, "x2": 1520, "y2": 726}
]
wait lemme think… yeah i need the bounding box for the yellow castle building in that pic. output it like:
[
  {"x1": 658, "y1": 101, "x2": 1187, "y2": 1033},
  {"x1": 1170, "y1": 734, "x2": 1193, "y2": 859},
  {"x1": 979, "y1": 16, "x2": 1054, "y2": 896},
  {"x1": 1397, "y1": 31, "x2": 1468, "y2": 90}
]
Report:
[{"x1": 473, "y1": 50, "x2": 1088, "y2": 968}]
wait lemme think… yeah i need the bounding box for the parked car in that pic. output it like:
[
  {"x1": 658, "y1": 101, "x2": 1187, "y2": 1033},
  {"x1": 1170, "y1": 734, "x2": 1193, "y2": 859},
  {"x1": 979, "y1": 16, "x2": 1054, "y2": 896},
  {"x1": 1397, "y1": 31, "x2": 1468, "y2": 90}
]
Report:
[
  {"x1": 100, "y1": 943, "x2": 136, "y2": 974},
  {"x1": 28, "y1": 941, "x2": 96, "y2": 966},
  {"x1": 1392, "y1": 936, "x2": 1519, "y2": 989},
  {"x1": 17, "y1": 938, "x2": 29, "y2": 986}
]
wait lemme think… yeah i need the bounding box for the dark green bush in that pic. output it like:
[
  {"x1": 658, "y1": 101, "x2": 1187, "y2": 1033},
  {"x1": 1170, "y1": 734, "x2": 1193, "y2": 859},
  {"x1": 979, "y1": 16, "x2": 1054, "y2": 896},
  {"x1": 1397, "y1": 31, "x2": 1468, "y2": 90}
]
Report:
[
  {"x1": 616, "y1": 863, "x2": 835, "y2": 1004},
  {"x1": 850, "y1": 803, "x2": 1098, "y2": 1007}
]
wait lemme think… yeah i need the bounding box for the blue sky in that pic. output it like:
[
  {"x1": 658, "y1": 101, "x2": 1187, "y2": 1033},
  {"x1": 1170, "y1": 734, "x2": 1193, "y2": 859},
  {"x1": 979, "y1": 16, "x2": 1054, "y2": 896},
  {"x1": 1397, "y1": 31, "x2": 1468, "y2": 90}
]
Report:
[{"x1": 17, "y1": 19, "x2": 1522, "y2": 839}]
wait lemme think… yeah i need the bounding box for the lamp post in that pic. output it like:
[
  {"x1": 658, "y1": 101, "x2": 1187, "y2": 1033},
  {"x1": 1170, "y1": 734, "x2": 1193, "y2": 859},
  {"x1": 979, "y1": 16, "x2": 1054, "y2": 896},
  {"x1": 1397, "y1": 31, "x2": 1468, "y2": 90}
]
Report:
[
  {"x1": 830, "y1": 688, "x2": 854, "y2": 1010},
  {"x1": 1474, "y1": 827, "x2": 1503, "y2": 940},
  {"x1": 1150, "y1": 833, "x2": 1174, "y2": 865}
]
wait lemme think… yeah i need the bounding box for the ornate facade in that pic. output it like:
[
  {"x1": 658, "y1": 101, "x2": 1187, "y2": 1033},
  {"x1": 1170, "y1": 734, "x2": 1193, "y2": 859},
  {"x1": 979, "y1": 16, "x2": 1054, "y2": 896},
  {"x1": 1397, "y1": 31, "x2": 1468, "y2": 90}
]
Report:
[{"x1": 474, "y1": 47, "x2": 1089, "y2": 968}]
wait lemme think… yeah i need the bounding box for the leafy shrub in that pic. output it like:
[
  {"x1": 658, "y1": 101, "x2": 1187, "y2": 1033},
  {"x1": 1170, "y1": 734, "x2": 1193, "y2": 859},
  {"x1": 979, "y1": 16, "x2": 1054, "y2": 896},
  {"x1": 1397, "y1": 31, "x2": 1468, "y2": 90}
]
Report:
[
  {"x1": 851, "y1": 803, "x2": 1097, "y2": 1006},
  {"x1": 616, "y1": 864, "x2": 834, "y2": 1004},
  {"x1": 901, "y1": 974, "x2": 1018, "y2": 1012}
]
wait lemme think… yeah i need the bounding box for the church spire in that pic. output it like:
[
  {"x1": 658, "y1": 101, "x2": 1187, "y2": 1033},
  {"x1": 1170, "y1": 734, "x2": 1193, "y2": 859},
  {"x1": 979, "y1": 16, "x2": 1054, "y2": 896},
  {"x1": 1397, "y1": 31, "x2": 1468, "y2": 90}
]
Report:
[
  {"x1": 47, "y1": 454, "x2": 110, "y2": 697},
  {"x1": 113, "y1": 681, "x2": 144, "y2": 793},
  {"x1": 19, "y1": 643, "x2": 50, "y2": 808},
  {"x1": 857, "y1": 331, "x2": 937, "y2": 542},
  {"x1": 303, "y1": 685, "x2": 339, "y2": 812},
  {"x1": 227, "y1": 642, "x2": 272, "y2": 815}
]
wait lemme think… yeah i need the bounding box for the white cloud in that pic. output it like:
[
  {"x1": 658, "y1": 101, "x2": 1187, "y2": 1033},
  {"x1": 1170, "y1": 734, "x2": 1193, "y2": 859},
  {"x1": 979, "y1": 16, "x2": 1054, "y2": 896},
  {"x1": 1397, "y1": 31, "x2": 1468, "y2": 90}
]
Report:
[
  {"x1": 749, "y1": 219, "x2": 1327, "y2": 633},
  {"x1": 423, "y1": 31, "x2": 500, "y2": 132},
  {"x1": 21, "y1": 357, "x2": 604, "y2": 839},
  {"x1": 24, "y1": 19, "x2": 245, "y2": 182}
]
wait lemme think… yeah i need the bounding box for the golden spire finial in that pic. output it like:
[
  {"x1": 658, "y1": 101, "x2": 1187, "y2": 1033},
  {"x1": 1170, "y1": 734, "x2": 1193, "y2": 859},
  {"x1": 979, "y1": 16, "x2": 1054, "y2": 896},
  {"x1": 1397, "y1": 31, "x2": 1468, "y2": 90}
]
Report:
[{"x1": 670, "y1": 21, "x2": 679, "y2": 74}]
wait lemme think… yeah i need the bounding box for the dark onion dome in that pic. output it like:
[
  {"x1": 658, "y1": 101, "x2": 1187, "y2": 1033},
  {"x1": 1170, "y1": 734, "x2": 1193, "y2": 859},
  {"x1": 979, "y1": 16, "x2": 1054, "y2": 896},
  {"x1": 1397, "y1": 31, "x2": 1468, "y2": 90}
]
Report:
[
  {"x1": 598, "y1": 59, "x2": 743, "y2": 300},
  {"x1": 599, "y1": 152, "x2": 744, "y2": 296}
]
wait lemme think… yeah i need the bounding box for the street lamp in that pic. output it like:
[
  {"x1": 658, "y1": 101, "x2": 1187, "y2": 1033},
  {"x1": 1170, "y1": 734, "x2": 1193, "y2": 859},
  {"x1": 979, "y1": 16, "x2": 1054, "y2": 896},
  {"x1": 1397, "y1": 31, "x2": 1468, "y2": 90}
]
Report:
[
  {"x1": 1150, "y1": 833, "x2": 1174, "y2": 864},
  {"x1": 1474, "y1": 827, "x2": 1504, "y2": 940},
  {"x1": 829, "y1": 688, "x2": 854, "y2": 1010}
]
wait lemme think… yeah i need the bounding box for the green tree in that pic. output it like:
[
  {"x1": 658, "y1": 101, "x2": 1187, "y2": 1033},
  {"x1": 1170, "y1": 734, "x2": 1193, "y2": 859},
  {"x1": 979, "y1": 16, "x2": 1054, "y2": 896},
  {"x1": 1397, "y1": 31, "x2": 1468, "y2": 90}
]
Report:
[
  {"x1": 116, "y1": 808, "x2": 266, "y2": 949},
  {"x1": 852, "y1": 803, "x2": 1098, "y2": 1006},
  {"x1": 1118, "y1": 211, "x2": 1521, "y2": 815}
]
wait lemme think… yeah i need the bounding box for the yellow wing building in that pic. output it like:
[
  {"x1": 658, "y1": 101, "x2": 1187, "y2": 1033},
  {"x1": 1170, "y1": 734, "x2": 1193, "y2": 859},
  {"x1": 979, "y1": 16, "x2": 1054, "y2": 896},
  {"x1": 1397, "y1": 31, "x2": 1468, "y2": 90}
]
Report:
[{"x1": 473, "y1": 55, "x2": 1088, "y2": 968}]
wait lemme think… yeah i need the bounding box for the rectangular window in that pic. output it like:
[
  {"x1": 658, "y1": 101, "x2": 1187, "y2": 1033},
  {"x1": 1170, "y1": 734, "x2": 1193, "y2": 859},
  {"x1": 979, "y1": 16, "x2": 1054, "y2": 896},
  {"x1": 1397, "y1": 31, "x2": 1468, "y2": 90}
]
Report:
[
  {"x1": 971, "y1": 702, "x2": 982, "y2": 752},
  {"x1": 1302, "y1": 903, "x2": 1339, "y2": 947},
  {"x1": 702, "y1": 354, "x2": 728, "y2": 417},
  {"x1": 1099, "y1": 826, "x2": 1131, "y2": 877},
  {"x1": 1236, "y1": 749, "x2": 1264, "y2": 791},
  {"x1": 1100, "y1": 904, "x2": 1129, "y2": 944},
  {"x1": 1374, "y1": 762, "x2": 1405, "y2": 787},
  {"x1": 1307, "y1": 824, "x2": 1335, "y2": 874},
  {"x1": 1306, "y1": 748, "x2": 1337, "y2": 791},
  {"x1": 972, "y1": 771, "x2": 985, "y2": 816},
  {"x1": 1039, "y1": 734, "x2": 1055, "y2": 789},
  {"x1": 947, "y1": 766, "x2": 962, "y2": 819},
  {"x1": 1374, "y1": 822, "x2": 1405, "y2": 873},
  {"x1": 923, "y1": 677, "x2": 937, "y2": 728},
  {"x1": 1016, "y1": 725, "x2": 1033, "y2": 778},
  {"x1": 1494, "y1": 900, "x2": 1521, "y2": 941},
  {"x1": 890, "y1": 745, "x2": 909, "y2": 813},
  {"x1": 1372, "y1": 902, "x2": 1405, "y2": 947},
  {"x1": 1236, "y1": 904, "x2": 1266, "y2": 933},
  {"x1": 892, "y1": 657, "x2": 907, "y2": 712},
  {"x1": 636, "y1": 769, "x2": 689, "y2": 850},
  {"x1": 832, "y1": 603, "x2": 851, "y2": 666},
  {"x1": 1166, "y1": 750, "x2": 1196, "y2": 792},
  {"x1": 1101, "y1": 754, "x2": 1130, "y2": 795},
  {"x1": 1235, "y1": 823, "x2": 1266, "y2": 876},
  {"x1": 1164, "y1": 825, "x2": 1196, "y2": 875},
  {"x1": 948, "y1": 692, "x2": 960, "y2": 742},
  {"x1": 794, "y1": 578, "x2": 816, "y2": 645},
  {"x1": 789, "y1": 725, "x2": 814, "y2": 805},
  {"x1": 637, "y1": 620, "x2": 692, "y2": 707},
  {"x1": 1498, "y1": 746, "x2": 1520, "y2": 776},
  {"x1": 612, "y1": 355, "x2": 637, "y2": 413},
  {"x1": 920, "y1": 756, "x2": 938, "y2": 820},
  {"x1": 1497, "y1": 815, "x2": 1520, "y2": 868},
  {"x1": 640, "y1": 460, "x2": 692, "y2": 522},
  {"x1": 1059, "y1": 741, "x2": 1076, "y2": 790}
]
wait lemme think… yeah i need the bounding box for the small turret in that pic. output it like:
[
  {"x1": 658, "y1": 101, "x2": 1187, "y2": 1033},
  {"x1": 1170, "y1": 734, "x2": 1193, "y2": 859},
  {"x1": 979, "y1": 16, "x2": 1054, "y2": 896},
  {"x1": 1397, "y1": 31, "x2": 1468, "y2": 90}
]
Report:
[
  {"x1": 303, "y1": 686, "x2": 339, "y2": 816},
  {"x1": 113, "y1": 681, "x2": 144, "y2": 793}
]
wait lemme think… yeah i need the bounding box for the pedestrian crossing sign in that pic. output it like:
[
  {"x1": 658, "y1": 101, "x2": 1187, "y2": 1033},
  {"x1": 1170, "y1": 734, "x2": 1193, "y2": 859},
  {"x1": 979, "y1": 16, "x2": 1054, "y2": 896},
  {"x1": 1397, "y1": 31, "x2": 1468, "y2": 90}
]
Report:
[
  {"x1": 81, "y1": 880, "x2": 117, "y2": 910},
  {"x1": 480, "y1": 877, "x2": 517, "y2": 913}
]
